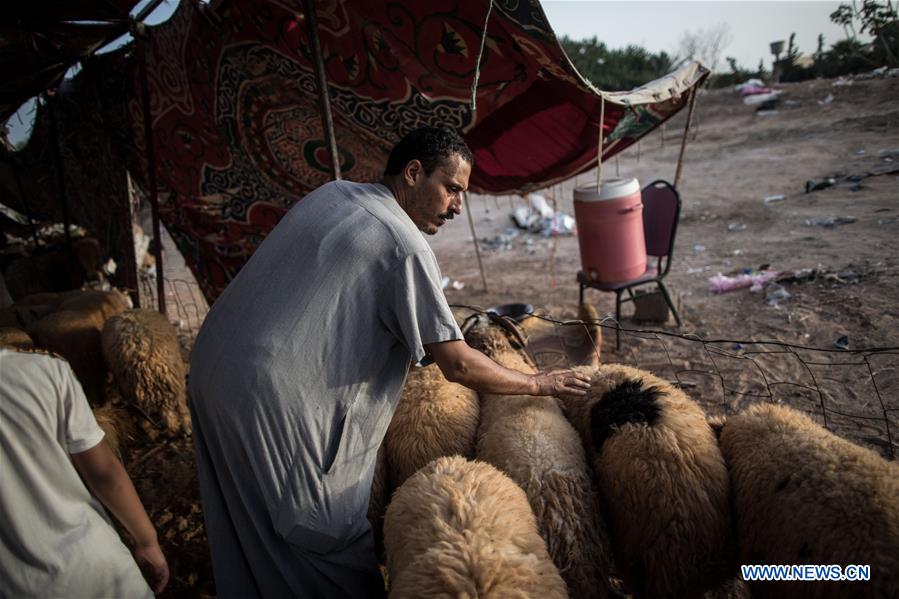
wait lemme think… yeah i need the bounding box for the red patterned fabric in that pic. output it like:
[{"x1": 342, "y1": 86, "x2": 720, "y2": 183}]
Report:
[{"x1": 114, "y1": 0, "x2": 705, "y2": 302}]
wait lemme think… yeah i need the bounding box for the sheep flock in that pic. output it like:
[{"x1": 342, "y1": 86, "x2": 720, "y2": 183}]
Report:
[{"x1": 375, "y1": 310, "x2": 898, "y2": 599}]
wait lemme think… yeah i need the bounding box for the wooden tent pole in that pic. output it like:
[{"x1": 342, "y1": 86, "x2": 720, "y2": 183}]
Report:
[
  {"x1": 136, "y1": 28, "x2": 166, "y2": 315},
  {"x1": 9, "y1": 156, "x2": 41, "y2": 248},
  {"x1": 301, "y1": 0, "x2": 341, "y2": 181},
  {"x1": 673, "y1": 86, "x2": 698, "y2": 189},
  {"x1": 464, "y1": 192, "x2": 489, "y2": 293},
  {"x1": 45, "y1": 91, "x2": 76, "y2": 285}
]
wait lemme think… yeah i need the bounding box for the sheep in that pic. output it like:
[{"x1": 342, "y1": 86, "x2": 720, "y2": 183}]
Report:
[
  {"x1": 0, "y1": 326, "x2": 34, "y2": 349},
  {"x1": 384, "y1": 362, "x2": 480, "y2": 490},
  {"x1": 3, "y1": 237, "x2": 103, "y2": 301},
  {"x1": 384, "y1": 455, "x2": 567, "y2": 598},
  {"x1": 464, "y1": 313, "x2": 614, "y2": 599},
  {"x1": 24, "y1": 290, "x2": 131, "y2": 405},
  {"x1": 28, "y1": 308, "x2": 108, "y2": 405},
  {"x1": 558, "y1": 363, "x2": 733, "y2": 599},
  {"x1": 102, "y1": 309, "x2": 190, "y2": 436},
  {"x1": 92, "y1": 403, "x2": 134, "y2": 461},
  {"x1": 719, "y1": 403, "x2": 899, "y2": 599}
]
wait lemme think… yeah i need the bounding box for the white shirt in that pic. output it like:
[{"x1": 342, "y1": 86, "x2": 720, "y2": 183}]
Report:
[{"x1": 0, "y1": 349, "x2": 153, "y2": 599}]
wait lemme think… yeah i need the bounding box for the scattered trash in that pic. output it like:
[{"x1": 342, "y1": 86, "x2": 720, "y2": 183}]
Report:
[
  {"x1": 732, "y1": 249, "x2": 744, "y2": 256},
  {"x1": 834, "y1": 335, "x2": 850, "y2": 350},
  {"x1": 526, "y1": 193, "x2": 554, "y2": 219},
  {"x1": 783, "y1": 99, "x2": 800, "y2": 106},
  {"x1": 687, "y1": 266, "x2": 712, "y2": 274},
  {"x1": 824, "y1": 271, "x2": 858, "y2": 285},
  {"x1": 765, "y1": 283, "x2": 790, "y2": 306},
  {"x1": 763, "y1": 194, "x2": 786, "y2": 204},
  {"x1": 832, "y1": 77, "x2": 853, "y2": 87},
  {"x1": 732, "y1": 343, "x2": 744, "y2": 351},
  {"x1": 509, "y1": 197, "x2": 575, "y2": 236},
  {"x1": 804, "y1": 216, "x2": 857, "y2": 227},
  {"x1": 693, "y1": 244, "x2": 706, "y2": 253},
  {"x1": 854, "y1": 149, "x2": 866, "y2": 155},
  {"x1": 777, "y1": 268, "x2": 817, "y2": 284},
  {"x1": 440, "y1": 276, "x2": 450, "y2": 289},
  {"x1": 743, "y1": 91, "x2": 780, "y2": 106},
  {"x1": 878, "y1": 217, "x2": 898, "y2": 225},
  {"x1": 451, "y1": 280, "x2": 465, "y2": 290},
  {"x1": 817, "y1": 93, "x2": 834, "y2": 106},
  {"x1": 735, "y1": 79, "x2": 766, "y2": 95},
  {"x1": 727, "y1": 223, "x2": 747, "y2": 232},
  {"x1": 708, "y1": 270, "x2": 779, "y2": 294},
  {"x1": 805, "y1": 178, "x2": 836, "y2": 192},
  {"x1": 541, "y1": 212, "x2": 576, "y2": 236},
  {"x1": 878, "y1": 148, "x2": 899, "y2": 159}
]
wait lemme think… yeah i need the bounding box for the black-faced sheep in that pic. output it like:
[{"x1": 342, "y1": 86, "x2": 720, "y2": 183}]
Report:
[
  {"x1": 465, "y1": 314, "x2": 614, "y2": 599},
  {"x1": 719, "y1": 403, "x2": 899, "y2": 599},
  {"x1": 384, "y1": 362, "x2": 479, "y2": 490},
  {"x1": 102, "y1": 309, "x2": 190, "y2": 436},
  {"x1": 559, "y1": 363, "x2": 733, "y2": 599},
  {"x1": 384, "y1": 455, "x2": 567, "y2": 598}
]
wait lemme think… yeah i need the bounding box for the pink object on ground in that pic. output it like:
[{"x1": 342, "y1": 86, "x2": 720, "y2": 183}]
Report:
[
  {"x1": 708, "y1": 270, "x2": 780, "y2": 294},
  {"x1": 574, "y1": 178, "x2": 647, "y2": 282}
]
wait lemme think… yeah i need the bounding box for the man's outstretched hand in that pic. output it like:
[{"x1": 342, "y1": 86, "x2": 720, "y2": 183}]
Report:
[{"x1": 532, "y1": 369, "x2": 592, "y2": 396}]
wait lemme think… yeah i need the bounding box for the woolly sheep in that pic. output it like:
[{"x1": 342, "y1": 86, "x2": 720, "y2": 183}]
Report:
[
  {"x1": 28, "y1": 308, "x2": 108, "y2": 404},
  {"x1": 719, "y1": 403, "x2": 899, "y2": 599},
  {"x1": 559, "y1": 363, "x2": 733, "y2": 599},
  {"x1": 0, "y1": 326, "x2": 34, "y2": 350},
  {"x1": 92, "y1": 403, "x2": 134, "y2": 461},
  {"x1": 384, "y1": 362, "x2": 479, "y2": 490},
  {"x1": 384, "y1": 455, "x2": 567, "y2": 598},
  {"x1": 465, "y1": 314, "x2": 614, "y2": 599},
  {"x1": 102, "y1": 309, "x2": 190, "y2": 435},
  {"x1": 25, "y1": 290, "x2": 131, "y2": 405}
]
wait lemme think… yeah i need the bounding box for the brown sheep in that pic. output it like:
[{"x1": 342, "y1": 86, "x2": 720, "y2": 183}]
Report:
[
  {"x1": 384, "y1": 455, "x2": 567, "y2": 598},
  {"x1": 92, "y1": 404, "x2": 135, "y2": 461},
  {"x1": 367, "y1": 441, "x2": 389, "y2": 563},
  {"x1": 465, "y1": 314, "x2": 614, "y2": 599},
  {"x1": 559, "y1": 363, "x2": 733, "y2": 599},
  {"x1": 25, "y1": 290, "x2": 131, "y2": 405},
  {"x1": 720, "y1": 403, "x2": 899, "y2": 599},
  {"x1": 102, "y1": 309, "x2": 190, "y2": 435},
  {"x1": 0, "y1": 326, "x2": 34, "y2": 349},
  {"x1": 384, "y1": 362, "x2": 479, "y2": 490}
]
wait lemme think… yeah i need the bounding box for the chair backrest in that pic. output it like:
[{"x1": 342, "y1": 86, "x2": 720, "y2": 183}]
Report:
[{"x1": 641, "y1": 179, "x2": 681, "y2": 259}]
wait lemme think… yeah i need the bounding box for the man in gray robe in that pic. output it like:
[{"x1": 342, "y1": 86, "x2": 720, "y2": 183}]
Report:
[{"x1": 189, "y1": 126, "x2": 589, "y2": 598}]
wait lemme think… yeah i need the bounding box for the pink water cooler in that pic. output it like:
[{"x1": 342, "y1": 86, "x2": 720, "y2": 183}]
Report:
[{"x1": 573, "y1": 178, "x2": 647, "y2": 282}]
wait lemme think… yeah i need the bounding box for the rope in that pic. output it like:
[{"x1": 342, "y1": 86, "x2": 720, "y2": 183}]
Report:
[
  {"x1": 470, "y1": 0, "x2": 495, "y2": 112},
  {"x1": 595, "y1": 94, "x2": 605, "y2": 188}
]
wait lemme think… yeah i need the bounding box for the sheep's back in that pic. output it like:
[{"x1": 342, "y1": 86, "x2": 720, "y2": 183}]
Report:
[
  {"x1": 574, "y1": 363, "x2": 733, "y2": 598},
  {"x1": 102, "y1": 309, "x2": 189, "y2": 435},
  {"x1": 720, "y1": 403, "x2": 899, "y2": 599},
  {"x1": 384, "y1": 456, "x2": 566, "y2": 598},
  {"x1": 385, "y1": 363, "x2": 479, "y2": 489}
]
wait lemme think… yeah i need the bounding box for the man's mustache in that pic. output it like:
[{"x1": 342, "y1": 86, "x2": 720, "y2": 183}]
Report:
[{"x1": 439, "y1": 210, "x2": 455, "y2": 220}]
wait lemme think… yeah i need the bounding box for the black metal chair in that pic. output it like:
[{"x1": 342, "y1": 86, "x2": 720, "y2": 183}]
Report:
[{"x1": 577, "y1": 179, "x2": 683, "y2": 350}]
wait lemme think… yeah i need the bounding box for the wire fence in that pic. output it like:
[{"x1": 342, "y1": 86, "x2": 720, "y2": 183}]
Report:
[{"x1": 452, "y1": 304, "x2": 899, "y2": 460}]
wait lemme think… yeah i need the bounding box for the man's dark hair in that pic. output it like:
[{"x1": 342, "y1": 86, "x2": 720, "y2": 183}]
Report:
[{"x1": 383, "y1": 126, "x2": 473, "y2": 177}]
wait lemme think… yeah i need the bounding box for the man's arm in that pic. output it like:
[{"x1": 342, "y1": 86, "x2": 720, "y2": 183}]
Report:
[
  {"x1": 427, "y1": 339, "x2": 590, "y2": 396},
  {"x1": 71, "y1": 440, "x2": 170, "y2": 594}
]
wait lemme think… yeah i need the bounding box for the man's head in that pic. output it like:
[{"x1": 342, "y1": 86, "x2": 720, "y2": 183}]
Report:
[{"x1": 383, "y1": 126, "x2": 473, "y2": 235}]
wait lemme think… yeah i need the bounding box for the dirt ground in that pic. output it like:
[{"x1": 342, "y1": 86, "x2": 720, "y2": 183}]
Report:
[{"x1": 129, "y1": 74, "x2": 899, "y2": 597}]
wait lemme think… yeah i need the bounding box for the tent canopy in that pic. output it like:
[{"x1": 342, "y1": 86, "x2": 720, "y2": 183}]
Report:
[{"x1": 2, "y1": 0, "x2": 707, "y2": 303}]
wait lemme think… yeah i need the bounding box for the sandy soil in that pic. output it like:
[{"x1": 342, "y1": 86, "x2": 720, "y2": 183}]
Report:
[{"x1": 127, "y1": 75, "x2": 899, "y2": 597}]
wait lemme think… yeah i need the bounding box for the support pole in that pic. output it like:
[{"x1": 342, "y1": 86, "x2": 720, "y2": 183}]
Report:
[
  {"x1": 673, "y1": 86, "x2": 699, "y2": 189},
  {"x1": 9, "y1": 156, "x2": 41, "y2": 248},
  {"x1": 301, "y1": 0, "x2": 341, "y2": 180},
  {"x1": 45, "y1": 92, "x2": 76, "y2": 286},
  {"x1": 136, "y1": 29, "x2": 166, "y2": 315},
  {"x1": 464, "y1": 192, "x2": 489, "y2": 293}
]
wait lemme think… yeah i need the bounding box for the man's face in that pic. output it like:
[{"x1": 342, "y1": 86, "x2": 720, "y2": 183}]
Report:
[{"x1": 404, "y1": 153, "x2": 472, "y2": 235}]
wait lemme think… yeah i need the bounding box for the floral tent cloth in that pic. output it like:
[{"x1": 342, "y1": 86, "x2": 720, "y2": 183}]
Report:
[{"x1": 5, "y1": 0, "x2": 707, "y2": 303}]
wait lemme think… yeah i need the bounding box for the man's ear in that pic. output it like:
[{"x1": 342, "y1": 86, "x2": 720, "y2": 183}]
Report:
[{"x1": 403, "y1": 159, "x2": 422, "y2": 187}]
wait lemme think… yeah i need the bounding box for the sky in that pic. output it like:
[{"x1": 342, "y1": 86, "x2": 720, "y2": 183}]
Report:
[
  {"x1": 541, "y1": 1, "x2": 858, "y2": 70},
  {"x1": 4, "y1": 1, "x2": 864, "y2": 145}
]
